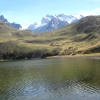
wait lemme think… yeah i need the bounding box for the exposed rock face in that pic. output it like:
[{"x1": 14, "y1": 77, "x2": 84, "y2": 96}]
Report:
[
  {"x1": 28, "y1": 14, "x2": 84, "y2": 33},
  {"x1": 41, "y1": 17, "x2": 49, "y2": 24},
  {"x1": 8, "y1": 22, "x2": 22, "y2": 29},
  {"x1": 0, "y1": 15, "x2": 8, "y2": 23},
  {"x1": 0, "y1": 15, "x2": 22, "y2": 29}
]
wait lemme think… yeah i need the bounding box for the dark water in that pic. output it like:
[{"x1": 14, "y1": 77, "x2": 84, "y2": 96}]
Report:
[{"x1": 0, "y1": 57, "x2": 100, "y2": 100}]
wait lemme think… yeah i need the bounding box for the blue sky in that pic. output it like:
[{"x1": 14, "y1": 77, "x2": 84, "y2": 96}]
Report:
[{"x1": 0, "y1": 0, "x2": 100, "y2": 28}]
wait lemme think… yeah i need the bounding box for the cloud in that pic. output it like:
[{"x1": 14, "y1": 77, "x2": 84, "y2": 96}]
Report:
[
  {"x1": 19, "y1": 20, "x2": 33, "y2": 29},
  {"x1": 79, "y1": 8, "x2": 100, "y2": 16}
]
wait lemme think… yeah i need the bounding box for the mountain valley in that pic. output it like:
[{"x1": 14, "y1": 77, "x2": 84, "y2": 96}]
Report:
[{"x1": 0, "y1": 15, "x2": 100, "y2": 59}]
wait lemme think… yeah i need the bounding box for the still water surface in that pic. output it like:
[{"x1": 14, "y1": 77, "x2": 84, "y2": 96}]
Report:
[{"x1": 0, "y1": 57, "x2": 100, "y2": 100}]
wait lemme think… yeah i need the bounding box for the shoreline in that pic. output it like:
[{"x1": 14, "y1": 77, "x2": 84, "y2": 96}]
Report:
[
  {"x1": 0, "y1": 53, "x2": 100, "y2": 62},
  {"x1": 46, "y1": 54, "x2": 100, "y2": 59}
]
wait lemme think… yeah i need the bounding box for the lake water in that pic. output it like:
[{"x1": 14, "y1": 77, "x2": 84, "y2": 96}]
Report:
[{"x1": 0, "y1": 57, "x2": 100, "y2": 100}]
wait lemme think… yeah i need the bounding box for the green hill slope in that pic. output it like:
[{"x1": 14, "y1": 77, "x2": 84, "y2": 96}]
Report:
[{"x1": 0, "y1": 16, "x2": 100, "y2": 60}]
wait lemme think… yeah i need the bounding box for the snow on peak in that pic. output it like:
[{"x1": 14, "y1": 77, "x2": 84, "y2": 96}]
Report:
[
  {"x1": 28, "y1": 22, "x2": 39, "y2": 30},
  {"x1": 28, "y1": 14, "x2": 84, "y2": 33},
  {"x1": 41, "y1": 17, "x2": 50, "y2": 24},
  {"x1": 41, "y1": 14, "x2": 84, "y2": 24}
]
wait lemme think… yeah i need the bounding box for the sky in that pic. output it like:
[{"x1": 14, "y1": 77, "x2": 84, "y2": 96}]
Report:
[{"x1": 0, "y1": 0, "x2": 100, "y2": 28}]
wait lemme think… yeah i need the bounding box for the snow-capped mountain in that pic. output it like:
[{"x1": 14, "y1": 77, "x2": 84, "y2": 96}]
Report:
[{"x1": 28, "y1": 14, "x2": 84, "y2": 33}]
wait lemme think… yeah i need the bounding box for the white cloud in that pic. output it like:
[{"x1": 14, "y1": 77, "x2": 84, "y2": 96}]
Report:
[
  {"x1": 79, "y1": 8, "x2": 100, "y2": 16},
  {"x1": 19, "y1": 20, "x2": 33, "y2": 29}
]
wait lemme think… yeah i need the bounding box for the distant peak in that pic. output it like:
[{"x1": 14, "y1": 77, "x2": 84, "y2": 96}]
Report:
[
  {"x1": 0, "y1": 15, "x2": 4, "y2": 18},
  {"x1": 28, "y1": 13, "x2": 84, "y2": 33},
  {"x1": 58, "y1": 13, "x2": 67, "y2": 16},
  {"x1": 33, "y1": 22, "x2": 38, "y2": 25},
  {"x1": 0, "y1": 15, "x2": 22, "y2": 29},
  {"x1": 46, "y1": 14, "x2": 51, "y2": 17}
]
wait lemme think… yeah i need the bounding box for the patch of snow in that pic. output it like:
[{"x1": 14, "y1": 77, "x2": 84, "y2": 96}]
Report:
[{"x1": 34, "y1": 23, "x2": 47, "y2": 29}]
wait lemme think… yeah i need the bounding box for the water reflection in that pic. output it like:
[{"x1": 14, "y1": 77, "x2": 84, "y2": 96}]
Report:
[{"x1": 0, "y1": 58, "x2": 100, "y2": 100}]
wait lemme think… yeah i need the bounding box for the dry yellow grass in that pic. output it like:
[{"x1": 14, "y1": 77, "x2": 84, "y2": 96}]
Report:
[{"x1": 0, "y1": 16, "x2": 100, "y2": 58}]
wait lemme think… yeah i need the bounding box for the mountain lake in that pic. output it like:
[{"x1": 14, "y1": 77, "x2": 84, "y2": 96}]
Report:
[{"x1": 0, "y1": 57, "x2": 100, "y2": 100}]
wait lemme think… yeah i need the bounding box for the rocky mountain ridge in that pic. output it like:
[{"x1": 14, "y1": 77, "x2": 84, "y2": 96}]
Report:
[
  {"x1": 0, "y1": 15, "x2": 22, "y2": 29},
  {"x1": 28, "y1": 14, "x2": 84, "y2": 33}
]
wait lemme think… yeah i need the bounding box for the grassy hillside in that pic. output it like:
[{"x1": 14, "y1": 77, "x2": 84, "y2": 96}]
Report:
[
  {"x1": 0, "y1": 21, "x2": 59, "y2": 59},
  {"x1": 0, "y1": 16, "x2": 100, "y2": 60},
  {"x1": 33, "y1": 16, "x2": 100, "y2": 55}
]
